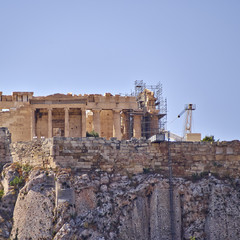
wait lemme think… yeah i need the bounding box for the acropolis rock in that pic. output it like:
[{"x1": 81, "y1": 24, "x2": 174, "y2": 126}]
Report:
[
  {"x1": 0, "y1": 85, "x2": 239, "y2": 239},
  {"x1": 0, "y1": 128, "x2": 239, "y2": 239}
]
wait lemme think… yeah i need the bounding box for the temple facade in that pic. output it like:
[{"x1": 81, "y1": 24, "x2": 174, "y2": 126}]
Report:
[{"x1": 0, "y1": 91, "x2": 164, "y2": 142}]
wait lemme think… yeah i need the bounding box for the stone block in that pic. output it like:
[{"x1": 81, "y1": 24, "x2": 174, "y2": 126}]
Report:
[
  {"x1": 226, "y1": 147, "x2": 234, "y2": 155},
  {"x1": 226, "y1": 155, "x2": 240, "y2": 161},
  {"x1": 215, "y1": 155, "x2": 225, "y2": 161},
  {"x1": 55, "y1": 156, "x2": 65, "y2": 162},
  {"x1": 216, "y1": 147, "x2": 223, "y2": 155}
]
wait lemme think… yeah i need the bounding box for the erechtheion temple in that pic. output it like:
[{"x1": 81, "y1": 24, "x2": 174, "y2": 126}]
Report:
[{"x1": 0, "y1": 82, "x2": 167, "y2": 142}]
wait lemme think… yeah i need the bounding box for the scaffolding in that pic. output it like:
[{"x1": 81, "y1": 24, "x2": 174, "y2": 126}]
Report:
[
  {"x1": 118, "y1": 80, "x2": 167, "y2": 140},
  {"x1": 134, "y1": 80, "x2": 167, "y2": 139}
]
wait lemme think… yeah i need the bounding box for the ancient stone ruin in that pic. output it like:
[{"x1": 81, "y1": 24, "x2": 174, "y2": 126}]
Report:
[
  {"x1": 8, "y1": 135, "x2": 240, "y2": 179},
  {"x1": 0, "y1": 88, "x2": 165, "y2": 142}
]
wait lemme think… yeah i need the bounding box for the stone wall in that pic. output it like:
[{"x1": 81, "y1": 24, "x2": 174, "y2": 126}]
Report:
[
  {"x1": 11, "y1": 138, "x2": 53, "y2": 167},
  {"x1": 9, "y1": 136, "x2": 240, "y2": 178},
  {"x1": 51, "y1": 137, "x2": 153, "y2": 173},
  {"x1": 0, "y1": 128, "x2": 12, "y2": 167},
  {"x1": 0, "y1": 106, "x2": 32, "y2": 142}
]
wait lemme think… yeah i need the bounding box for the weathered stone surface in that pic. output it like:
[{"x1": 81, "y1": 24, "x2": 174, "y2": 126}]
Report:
[
  {"x1": 0, "y1": 89, "x2": 160, "y2": 141},
  {"x1": 0, "y1": 168, "x2": 238, "y2": 240},
  {"x1": 0, "y1": 164, "x2": 19, "y2": 239},
  {"x1": 0, "y1": 129, "x2": 240, "y2": 239},
  {"x1": 9, "y1": 137, "x2": 240, "y2": 179},
  {"x1": 10, "y1": 171, "x2": 55, "y2": 240}
]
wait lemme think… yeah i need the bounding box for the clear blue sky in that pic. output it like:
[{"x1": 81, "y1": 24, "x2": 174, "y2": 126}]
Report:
[{"x1": 0, "y1": 1, "x2": 239, "y2": 141}]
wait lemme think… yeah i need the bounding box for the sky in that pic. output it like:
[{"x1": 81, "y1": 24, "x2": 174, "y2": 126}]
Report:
[{"x1": 0, "y1": 1, "x2": 239, "y2": 141}]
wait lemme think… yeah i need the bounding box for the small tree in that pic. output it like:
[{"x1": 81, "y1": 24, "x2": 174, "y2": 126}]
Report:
[{"x1": 202, "y1": 135, "x2": 215, "y2": 142}]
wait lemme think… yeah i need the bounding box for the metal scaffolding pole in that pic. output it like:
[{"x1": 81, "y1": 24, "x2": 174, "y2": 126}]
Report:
[{"x1": 168, "y1": 131, "x2": 175, "y2": 240}]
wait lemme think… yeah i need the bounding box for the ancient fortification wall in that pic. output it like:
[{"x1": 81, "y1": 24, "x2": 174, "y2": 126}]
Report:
[
  {"x1": 11, "y1": 138, "x2": 53, "y2": 167},
  {"x1": 0, "y1": 128, "x2": 12, "y2": 167},
  {"x1": 7, "y1": 132, "x2": 240, "y2": 178}
]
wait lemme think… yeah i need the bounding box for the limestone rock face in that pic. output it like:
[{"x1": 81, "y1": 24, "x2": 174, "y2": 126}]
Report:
[
  {"x1": 117, "y1": 181, "x2": 182, "y2": 240},
  {"x1": 0, "y1": 166, "x2": 239, "y2": 240},
  {"x1": 205, "y1": 182, "x2": 240, "y2": 240},
  {"x1": 177, "y1": 178, "x2": 240, "y2": 240},
  {"x1": 0, "y1": 164, "x2": 19, "y2": 239},
  {"x1": 10, "y1": 170, "x2": 55, "y2": 240}
]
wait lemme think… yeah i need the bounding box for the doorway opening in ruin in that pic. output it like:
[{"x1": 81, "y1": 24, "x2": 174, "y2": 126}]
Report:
[{"x1": 52, "y1": 108, "x2": 65, "y2": 137}]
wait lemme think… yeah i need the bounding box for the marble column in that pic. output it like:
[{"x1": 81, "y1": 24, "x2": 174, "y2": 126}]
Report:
[
  {"x1": 31, "y1": 108, "x2": 36, "y2": 139},
  {"x1": 113, "y1": 109, "x2": 122, "y2": 140},
  {"x1": 122, "y1": 111, "x2": 130, "y2": 139},
  {"x1": 48, "y1": 108, "x2": 52, "y2": 138},
  {"x1": 133, "y1": 115, "x2": 141, "y2": 139},
  {"x1": 65, "y1": 107, "x2": 69, "y2": 137},
  {"x1": 92, "y1": 109, "x2": 101, "y2": 136},
  {"x1": 81, "y1": 108, "x2": 86, "y2": 137}
]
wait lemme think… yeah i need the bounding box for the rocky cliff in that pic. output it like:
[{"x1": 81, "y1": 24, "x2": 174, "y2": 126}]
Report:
[
  {"x1": 1, "y1": 128, "x2": 240, "y2": 240},
  {"x1": 0, "y1": 163, "x2": 240, "y2": 240}
]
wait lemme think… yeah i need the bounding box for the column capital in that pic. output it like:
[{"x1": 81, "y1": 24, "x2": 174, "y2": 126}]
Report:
[
  {"x1": 113, "y1": 109, "x2": 122, "y2": 113},
  {"x1": 134, "y1": 114, "x2": 141, "y2": 118},
  {"x1": 92, "y1": 108, "x2": 101, "y2": 113}
]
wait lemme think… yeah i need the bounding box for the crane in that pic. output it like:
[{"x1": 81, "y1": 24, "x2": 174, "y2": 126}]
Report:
[{"x1": 178, "y1": 104, "x2": 196, "y2": 138}]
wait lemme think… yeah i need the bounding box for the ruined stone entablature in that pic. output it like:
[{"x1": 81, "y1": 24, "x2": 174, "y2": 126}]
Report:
[{"x1": 0, "y1": 91, "x2": 163, "y2": 142}]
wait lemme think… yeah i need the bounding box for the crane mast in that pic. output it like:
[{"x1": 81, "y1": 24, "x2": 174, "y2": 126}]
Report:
[{"x1": 178, "y1": 104, "x2": 196, "y2": 138}]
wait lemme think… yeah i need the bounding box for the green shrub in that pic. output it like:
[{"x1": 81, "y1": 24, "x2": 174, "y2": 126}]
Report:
[
  {"x1": 0, "y1": 189, "x2": 4, "y2": 199},
  {"x1": 191, "y1": 172, "x2": 208, "y2": 181},
  {"x1": 202, "y1": 135, "x2": 215, "y2": 142},
  {"x1": 10, "y1": 176, "x2": 24, "y2": 189},
  {"x1": 143, "y1": 168, "x2": 150, "y2": 174},
  {"x1": 213, "y1": 161, "x2": 223, "y2": 168},
  {"x1": 22, "y1": 164, "x2": 33, "y2": 173},
  {"x1": 86, "y1": 130, "x2": 99, "y2": 137}
]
